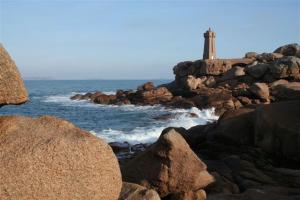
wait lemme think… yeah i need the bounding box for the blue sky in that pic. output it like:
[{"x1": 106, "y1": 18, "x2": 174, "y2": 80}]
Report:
[{"x1": 1, "y1": 0, "x2": 299, "y2": 80}]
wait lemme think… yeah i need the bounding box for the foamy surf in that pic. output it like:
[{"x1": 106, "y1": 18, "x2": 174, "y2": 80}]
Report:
[
  {"x1": 91, "y1": 107, "x2": 218, "y2": 144},
  {"x1": 42, "y1": 92, "x2": 219, "y2": 145}
]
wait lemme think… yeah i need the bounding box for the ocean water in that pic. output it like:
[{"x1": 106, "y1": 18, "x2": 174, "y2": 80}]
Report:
[{"x1": 0, "y1": 80, "x2": 218, "y2": 144}]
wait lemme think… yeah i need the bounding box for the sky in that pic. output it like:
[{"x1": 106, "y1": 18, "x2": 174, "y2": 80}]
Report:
[{"x1": 0, "y1": 0, "x2": 300, "y2": 80}]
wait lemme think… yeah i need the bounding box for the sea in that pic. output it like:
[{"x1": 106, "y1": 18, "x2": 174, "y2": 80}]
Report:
[{"x1": 0, "y1": 80, "x2": 218, "y2": 145}]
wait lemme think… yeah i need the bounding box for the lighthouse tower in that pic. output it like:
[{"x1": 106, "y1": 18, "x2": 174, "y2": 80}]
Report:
[{"x1": 203, "y1": 28, "x2": 216, "y2": 60}]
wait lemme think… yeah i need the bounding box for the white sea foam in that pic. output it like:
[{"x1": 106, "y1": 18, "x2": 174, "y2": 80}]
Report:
[
  {"x1": 91, "y1": 107, "x2": 218, "y2": 144},
  {"x1": 102, "y1": 91, "x2": 116, "y2": 95},
  {"x1": 43, "y1": 92, "x2": 219, "y2": 145}
]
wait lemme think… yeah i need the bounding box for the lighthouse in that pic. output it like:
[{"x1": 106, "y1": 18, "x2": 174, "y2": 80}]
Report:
[{"x1": 203, "y1": 28, "x2": 216, "y2": 60}]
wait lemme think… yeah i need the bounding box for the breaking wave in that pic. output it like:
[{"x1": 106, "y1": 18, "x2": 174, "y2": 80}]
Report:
[{"x1": 43, "y1": 92, "x2": 218, "y2": 144}]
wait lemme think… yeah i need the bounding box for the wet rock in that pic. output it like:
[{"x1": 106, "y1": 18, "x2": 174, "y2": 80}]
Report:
[
  {"x1": 93, "y1": 94, "x2": 116, "y2": 104},
  {"x1": 167, "y1": 96, "x2": 195, "y2": 109},
  {"x1": 119, "y1": 182, "x2": 161, "y2": 200},
  {"x1": 70, "y1": 94, "x2": 83, "y2": 100},
  {"x1": 189, "y1": 87, "x2": 234, "y2": 115},
  {"x1": 0, "y1": 44, "x2": 28, "y2": 106},
  {"x1": 122, "y1": 129, "x2": 214, "y2": 197},
  {"x1": 132, "y1": 87, "x2": 173, "y2": 105},
  {"x1": 153, "y1": 112, "x2": 198, "y2": 121},
  {"x1": 0, "y1": 115, "x2": 122, "y2": 200},
  {"x1": 109, "y1": 142, "x2": 131, "y2": 153}
]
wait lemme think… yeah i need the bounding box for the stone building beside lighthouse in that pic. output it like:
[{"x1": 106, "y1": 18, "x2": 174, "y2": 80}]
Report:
[{"x1": 203, "y1": 28, "x2": 216, "y2": 60}]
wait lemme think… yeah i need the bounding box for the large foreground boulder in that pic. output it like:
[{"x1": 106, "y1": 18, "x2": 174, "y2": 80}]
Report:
[
  {"x1": 0, "y1": 116, "x2": 122, "y2": 200},
  {"x1": 254, "y1": 100, "x2": 300, "y2": 161},
  {"x1": 0, "y1": 44, "x2": 28, "y2": 106},
  {"x1": 122, "y1": 129, "x2": 214, "y2": 197}
]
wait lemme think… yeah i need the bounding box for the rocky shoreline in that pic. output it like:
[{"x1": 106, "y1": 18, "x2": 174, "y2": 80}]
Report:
[
  {"x1": 1, "y1": 43, "x2": 300, "y2": 200},
  {"x1": 70, "y1": 43, "x2": 300, "y2": 116}
]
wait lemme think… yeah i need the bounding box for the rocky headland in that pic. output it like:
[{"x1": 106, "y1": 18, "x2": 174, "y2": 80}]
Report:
[
  {"x1": 1, "y1": 43, "x2": 300, "y2": 200},
  {"x1": 71, "y1": 43, "x2": 300, "y2": 116}
]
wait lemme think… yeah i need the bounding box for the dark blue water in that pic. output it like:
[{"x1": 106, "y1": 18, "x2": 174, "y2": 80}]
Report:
[{"x1": 0, "y1": 80, "x2": 217, "y2": 144}]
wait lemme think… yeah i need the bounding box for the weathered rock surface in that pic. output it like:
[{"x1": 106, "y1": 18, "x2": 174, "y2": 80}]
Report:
[
  {"x1": 271, "y1": 82, "x2": 300, "y2": 101},
  {"x1": 184, "y1": 75, "x2": 203, "y2": 90},
  {"x1": 245, "y1": 63, "x2": 269, "y2": 79},
  {"x1": 269, "y1": 56, "x2": 300, "y2": 79},
  {"x1": 254, "y1": 100, "x2": 300, "y2": 161},
  {"x1": 249, "y1": 83, "x2": 269, "y2": 101},
  {"x1": 218, "y1": 66, "x2": 245, "y2": 82},
  {"x1": 122, "y1": 129, "x2": 214, "y2": 197},
  {"x1": 119, "y1": 182, "x2": 161, "y2": 200},
  {"x1": 0, "y1": 115, "x2": 122, "y2": 200},
  {"x1": 274, "y1": 43, "x2": 300, "y2": 57},
  {"x1": 0, "y1": 44, "x2": 28, "y2": 106}
]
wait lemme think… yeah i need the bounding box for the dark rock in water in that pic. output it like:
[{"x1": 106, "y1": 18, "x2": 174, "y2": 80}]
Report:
[
  {"x1": 132, "y1": 86, "x2": 173, "y2": 105},
  {"x1": 0, "y1": 44, "x2": 28, "y2": 106},
  {"x1": 109, "y1": 142, "x2": 131, "y2": 153},
  {"x1": 0, "y1": 115, "x2": 122, "y2": 200},
  {"x1": 153, "y1": 112, "x2": 198, "y2": 121},
  {"x1": 166, "y1": 96, "x2": 195, "y2": 109},
  {"x1": 119, "y1": 182, "x2": 161, "y2": 200},
  {"x1": 122, "y1": 129, "x2": 214, "y2": 197},
  {"x1": 93, "y1": 94, "x2": 116, "y2": 104},
  {"x1": 188, "y1": 87, "x2": 235, "y2": 115},
  {"x1": 70, "y1": 94, "x2": 83, "y2": 100}
]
